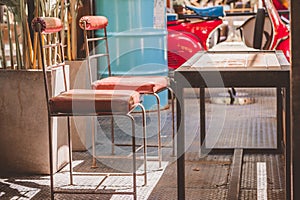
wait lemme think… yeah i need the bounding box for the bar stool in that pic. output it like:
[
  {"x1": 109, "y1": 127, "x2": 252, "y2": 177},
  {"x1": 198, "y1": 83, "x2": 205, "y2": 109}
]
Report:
[
  {"x1": 79, "y1": 16, "x2": 176, "y2": 168},
  {"x1": 32, "y1": 17, "x2": 147, "y2": 200}
]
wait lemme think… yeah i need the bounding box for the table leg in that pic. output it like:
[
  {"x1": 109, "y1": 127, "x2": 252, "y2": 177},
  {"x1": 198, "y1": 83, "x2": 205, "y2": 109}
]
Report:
[
  {"x1": 200, "y1": 88, "x2": 206, "y2": 150},
  {"x1": 177, "y1": 86, "x2": 185, "y2": 199},
  {"x1": 285, "y1": 86, "x2": 291, "y2": 200},
  {"x1": 277, "y1": 87, "x2": 283, "y2": 151}
]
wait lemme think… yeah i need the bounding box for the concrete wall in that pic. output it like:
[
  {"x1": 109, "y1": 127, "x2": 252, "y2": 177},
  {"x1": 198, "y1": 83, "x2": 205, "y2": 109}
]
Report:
[
  {"x1": 67, "y1": 60, "x2": 94, "y2": 151},
  {"x1": 0, "y1": 60, "x2": 97, "y2": 175},
  {"x1": 0, "y1": 69, "x2": 69, "y2": 175}
]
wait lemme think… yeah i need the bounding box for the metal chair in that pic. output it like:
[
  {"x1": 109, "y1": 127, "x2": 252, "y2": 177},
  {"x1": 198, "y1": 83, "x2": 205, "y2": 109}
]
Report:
[
  {"x1": 79, "y1": 16, "x2": 176, "y2": 168},
  {"x1": 32, "y1": 17, "x2": 147, "y2": 200}
]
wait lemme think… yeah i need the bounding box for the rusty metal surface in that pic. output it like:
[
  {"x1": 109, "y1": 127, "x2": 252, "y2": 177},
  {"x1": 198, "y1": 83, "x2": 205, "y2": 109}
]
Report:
[
  {"x1": 182, "y1": 89, "x2": 277, "y2": 156},
  {"x1": 149, "y1": 153, "x2": 285, "y2": 200},
  {"x1": 205, "y1": 89, "x2": 277, "y2": 149},
  {"x1": 227, "y1": 149, "x2": 243, "y2": 200},
  {"x1": 149, "y1": 155, "x2": 230, "y2": 200},
  {"x1": 240, "y1": 154, "x2": 285, "y2": 199}
]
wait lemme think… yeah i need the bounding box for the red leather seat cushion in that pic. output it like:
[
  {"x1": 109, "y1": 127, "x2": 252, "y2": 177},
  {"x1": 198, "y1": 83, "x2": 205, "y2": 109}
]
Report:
[
  {"x1": 32, "y1": 17, "x2": 63, "y2": 34},
  {"x1": 79, "y1": 16, "x2": 108, "y2": 30},
  {"x1": 92, "y1": 76, "x2": 169, "y2": 94},
  {"x1": 49, "y1": 89, "x2": 140, "y2": 115}
]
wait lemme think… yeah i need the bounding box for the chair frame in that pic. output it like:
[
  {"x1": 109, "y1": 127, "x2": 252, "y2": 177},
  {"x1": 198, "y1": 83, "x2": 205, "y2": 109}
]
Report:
[
  {"x1": 33, "y1": 17, "x2": 147, "y2": 200},
  {"x1": 80, "y1": 17, "x2": 176, "y2": 168}
]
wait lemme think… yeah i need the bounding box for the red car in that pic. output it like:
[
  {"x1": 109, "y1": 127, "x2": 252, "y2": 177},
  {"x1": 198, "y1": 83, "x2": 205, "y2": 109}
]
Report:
[{"x1": 167, "y1": 5, "x2": 226, "y2": 70}]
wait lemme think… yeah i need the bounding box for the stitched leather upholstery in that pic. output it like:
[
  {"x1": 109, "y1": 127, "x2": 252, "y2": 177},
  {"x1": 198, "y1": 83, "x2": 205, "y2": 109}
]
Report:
[
  {"x1": 92, "y1": 76, "x2": 169, "y2": 94},
  {"x1": 31, "y1": 17, "x2": 63, "y2": 34},
  {"x1": 79, "y1": 16, "x2": 108, "y2": 30},
  {"x1": 49, "y1": 89, "x2": 140, "y2": 114}
]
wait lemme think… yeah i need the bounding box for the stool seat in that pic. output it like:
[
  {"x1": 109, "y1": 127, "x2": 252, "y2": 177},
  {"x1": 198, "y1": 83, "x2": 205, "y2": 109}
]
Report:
[
  {"x1": 185, "y1": 5, "x2": 224, "y2": 18},
  {"x1": 92, "y1": 76, "x2": 169, "y2": 94},
  {"x1": 32, "y1": 16, "x2": 147, "y2": 200},
  {"x1": 49, "y1": 89, "x2": 140, "y2": 115},
  {"x1": 31, "y1": 17, "x2": 63, "y2": 33},
  {"x1": 79, "y1": 16, "x2": 108, "y2": 30},
  {"x1": 80, "y1": 14, "x2": 176, "y2": 170}
]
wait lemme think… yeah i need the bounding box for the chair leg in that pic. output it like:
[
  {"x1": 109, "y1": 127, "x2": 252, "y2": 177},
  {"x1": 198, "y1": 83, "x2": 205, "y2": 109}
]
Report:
[
  {"x1": 140, "y1": 104, "x2": 148, "y2": 186},
  {"x1": 128, "y1": 115, "x2": 137, "y2": 200},
  {"x1": 67, "y1": 117, "x2": 73, "y2": 185},
  {"x1": 153, "y1": 93, "x2": 162, "y2": 169},
  {"x1": 111, "y1": 117, "x2": 115, "y2": 155},
  {"x1": 48, "y1": 116, "x2": 55, "y2": 200},
  {"x1": 168, "y1": 87, "x2": 176, "y2": 157}
]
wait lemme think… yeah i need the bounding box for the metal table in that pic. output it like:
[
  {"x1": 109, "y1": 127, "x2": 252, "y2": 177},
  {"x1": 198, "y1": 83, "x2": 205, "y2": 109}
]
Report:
[{"x1": 174, "y1": 50, "x2": 290, "y2": 199}]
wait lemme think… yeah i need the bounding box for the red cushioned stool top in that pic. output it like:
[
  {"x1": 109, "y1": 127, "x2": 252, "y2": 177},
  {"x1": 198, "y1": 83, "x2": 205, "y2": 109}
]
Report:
[
  {"x1": 92, "y1": 76, "x2": 169, "y2": 94},
  {"x1": 49, "y1": 89, "x2": 140, "y2": 115},
  {"x1": 79, "y1": 16, "x2": 108, "y2": 30},
  {"x1": 31, "y1": 17, "x2": 63, "y2": 34}
]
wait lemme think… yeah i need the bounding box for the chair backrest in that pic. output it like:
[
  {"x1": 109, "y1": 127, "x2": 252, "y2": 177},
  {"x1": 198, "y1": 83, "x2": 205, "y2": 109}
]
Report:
[
  {"x1": 253, "y1": 8, "x2": 266, "y2": 49},
  {"x1": 79, "y1": 16, "x2": 111, "y2": 86},
  {"x1": 238, "y1": 14, "x2": 272, "y2": 50},
  {"x1": 31, "y1": 17, "x2": 66, "y2": 109}
]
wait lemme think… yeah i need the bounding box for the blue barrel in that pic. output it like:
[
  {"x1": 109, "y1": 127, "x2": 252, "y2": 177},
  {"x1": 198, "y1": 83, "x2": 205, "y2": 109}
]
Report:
[{"x1": 95, "y1": 0, "x2": 168, "y2": 111}]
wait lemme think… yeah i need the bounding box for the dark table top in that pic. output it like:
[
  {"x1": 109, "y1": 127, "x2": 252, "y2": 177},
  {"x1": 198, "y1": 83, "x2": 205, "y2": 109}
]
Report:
[{"x1": 174, "y1": 50, "x2": 290, "y2": 88}]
